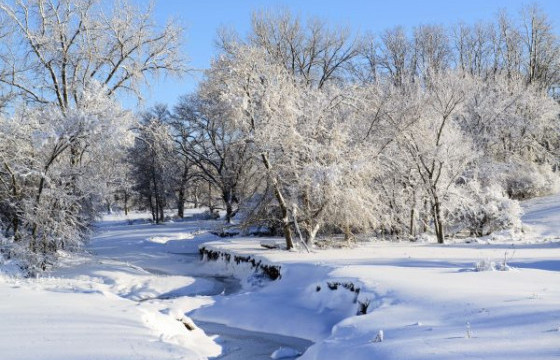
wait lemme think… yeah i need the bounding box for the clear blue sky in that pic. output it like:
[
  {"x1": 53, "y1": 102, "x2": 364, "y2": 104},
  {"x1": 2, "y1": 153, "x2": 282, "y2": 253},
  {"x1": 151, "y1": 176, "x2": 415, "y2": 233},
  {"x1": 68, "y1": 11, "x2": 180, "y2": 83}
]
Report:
[{"x1": 131, "y1": 0, "x2": 560, "y2": 110}]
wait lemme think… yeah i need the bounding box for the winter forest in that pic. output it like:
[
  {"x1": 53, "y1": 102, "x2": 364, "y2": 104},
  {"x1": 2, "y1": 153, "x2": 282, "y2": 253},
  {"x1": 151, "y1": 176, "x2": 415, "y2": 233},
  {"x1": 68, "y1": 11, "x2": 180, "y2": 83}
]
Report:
[
  {"x1": 1, "y1": 0, "x2": 558, "y2": 272},
  {"x1": 0, "y1": 1, "x2": 560, "y2": 359}
]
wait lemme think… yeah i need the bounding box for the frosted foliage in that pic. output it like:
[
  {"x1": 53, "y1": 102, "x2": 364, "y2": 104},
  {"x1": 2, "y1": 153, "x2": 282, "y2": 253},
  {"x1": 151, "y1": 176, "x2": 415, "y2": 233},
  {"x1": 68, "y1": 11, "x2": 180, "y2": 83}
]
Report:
[
  {"x1": 186, "y1": 7, "x2": 560, "y2": 246},
  {"x1": 454, "y1": 181, "x2": 522, "y2": 237},
  {"x1": 210, "y1": 45, "x2": 301, "y2": 152},
  {"x1": 196, "y1": 40, "x2": 559, "y2": 245},
  {"x1": 183, "y1": 73, "x2": 263, "y2": 223},
  {"x1": 0, "y1": 0, "x2": 185, "y2": 108},
  {"x1": 395, "y1": 72, "x2": 478, "y2": 243},
  {"x1": 128, "y1": 106, "x2": 183, "y2": 224},
  {"x1": 203, "y1": 45, "x2": 381, "y2": 243},
  {"x1": 463, "y1": 77, "x2": 560, "y2": 166},
  {"x1": 292, "y1": 85, "x2": 381, "y2": 238},
  {"x1": 501, "y1": 162, "x2": 559, "y2": 200},
  {"x1": 0, "y1": 84, "x2": 133, "y2": 272},
  {"x1": 0, "y1": 0, "x2": 184, "y2": 271},
  {"x1": 476, "y1": 160, "x2": 560, "y2": 200}
]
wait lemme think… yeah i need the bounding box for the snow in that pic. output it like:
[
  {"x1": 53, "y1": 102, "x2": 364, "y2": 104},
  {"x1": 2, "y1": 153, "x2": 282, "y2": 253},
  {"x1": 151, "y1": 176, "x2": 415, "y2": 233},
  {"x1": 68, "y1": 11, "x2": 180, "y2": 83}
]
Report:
[
  {"x1": 522, "y1": 193, "x2": 560, "y2": 238},
  {"x1": 0, "y1": 277, "x2": 219, "y2": 360},
  {"x1": 192, "y1": 195, "x2": 560, "y2": 359},
  {"x1": 1, "y1": 197, "x2": 560, "y2": 359},
  {"x1": 197, "y1": 321, "x2": 310, "y2": 360},
  {"x1": 0, "y1": 209, "x2": 222, "y2": 360},
  {"x1": 271, "y1": 347, "x2": 302, "y2": 359}
]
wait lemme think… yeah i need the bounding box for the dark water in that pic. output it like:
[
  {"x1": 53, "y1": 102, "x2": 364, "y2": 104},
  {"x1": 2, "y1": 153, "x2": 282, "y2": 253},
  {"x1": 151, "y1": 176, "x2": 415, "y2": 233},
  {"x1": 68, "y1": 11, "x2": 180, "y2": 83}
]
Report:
[
  {"x1": 152, "y1": 252, "x2": 313, "y2": 359},
  {"x1": 196, "y1": 321, "x2": 313, "y2": 360}
]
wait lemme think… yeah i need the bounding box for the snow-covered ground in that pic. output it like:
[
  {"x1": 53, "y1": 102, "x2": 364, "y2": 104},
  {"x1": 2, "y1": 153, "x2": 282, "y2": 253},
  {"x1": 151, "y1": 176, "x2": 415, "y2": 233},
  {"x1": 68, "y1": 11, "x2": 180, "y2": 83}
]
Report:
[
  {"x1": 0, "y1": 210, "x2": 224, "y2": 359},
  {"x1": 194, "y1": 194, "x2": 560, "y2": 359},
  {"x1": 1, "y1": 196, "x2": 560, "y2": 359},
  {"x1": 0, "y1": 209, "x2": 311, "y2": 359}
]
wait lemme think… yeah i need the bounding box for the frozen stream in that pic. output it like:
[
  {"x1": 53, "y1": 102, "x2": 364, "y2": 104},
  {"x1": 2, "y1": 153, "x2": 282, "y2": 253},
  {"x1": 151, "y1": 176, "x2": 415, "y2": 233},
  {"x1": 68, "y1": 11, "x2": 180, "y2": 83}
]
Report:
[
  {"x1": 196, "y1": 321, "x2": 312, "y2": 360},
  {"x1": 145, "y1": 252, "x2": 313, "y2": 359},
  {"x1": 82, "y1": 214, "x2": 314, "y2": 359}
]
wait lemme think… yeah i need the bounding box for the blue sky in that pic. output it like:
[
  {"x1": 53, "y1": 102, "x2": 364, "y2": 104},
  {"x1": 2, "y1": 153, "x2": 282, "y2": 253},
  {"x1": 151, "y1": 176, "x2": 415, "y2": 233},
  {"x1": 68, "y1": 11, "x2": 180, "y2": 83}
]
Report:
[{"x1": 131, "y1": 0, "x2": 560, "y2": 109}]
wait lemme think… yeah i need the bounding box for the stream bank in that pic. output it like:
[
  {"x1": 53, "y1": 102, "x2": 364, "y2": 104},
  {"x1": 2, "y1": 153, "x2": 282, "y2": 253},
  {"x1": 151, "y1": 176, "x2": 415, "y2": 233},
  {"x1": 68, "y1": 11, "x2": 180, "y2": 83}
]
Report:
[{"x1": 84, "y1": 213, "x2": 315, "y2": 359}]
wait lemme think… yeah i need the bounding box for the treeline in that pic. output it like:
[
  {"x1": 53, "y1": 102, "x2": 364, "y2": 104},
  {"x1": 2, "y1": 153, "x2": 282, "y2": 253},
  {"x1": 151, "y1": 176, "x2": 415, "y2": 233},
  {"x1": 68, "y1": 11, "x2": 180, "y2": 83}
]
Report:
[
  {"x1": 126, "y1": 6, "x2": 560, "y2": 249},
  {"x1": 0, "y1": 2, "x2": 559, "y2": 272},
  {"x1": 0, "y1": 0, "x2": 185, "y2": 272}
]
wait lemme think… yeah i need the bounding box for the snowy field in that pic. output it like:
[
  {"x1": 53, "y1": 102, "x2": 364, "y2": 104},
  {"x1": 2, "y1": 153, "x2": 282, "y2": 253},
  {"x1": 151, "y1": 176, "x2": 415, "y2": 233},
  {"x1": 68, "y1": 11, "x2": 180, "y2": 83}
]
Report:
[
  {"x1": 1, "y1": 196, "x2": 560, "y2": 359},
  {"x1": 195, "y1": 195, "x2": 560, "y2": 360}
]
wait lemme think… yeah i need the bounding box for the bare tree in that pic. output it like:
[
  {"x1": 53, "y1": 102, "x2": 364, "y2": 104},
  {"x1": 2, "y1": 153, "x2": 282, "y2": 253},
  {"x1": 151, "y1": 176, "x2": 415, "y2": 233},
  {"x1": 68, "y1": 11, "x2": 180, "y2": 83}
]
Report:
[
  {"x1": 348, "y1": 32, "x2": 378, "y2": 84},
  {"x1": 0, "y1": 0, "x2": 185, "y2": 110},
  {"x1": 452, "y1": 22, "x2": 494, "y2": 78},
  {"x1": 495, "y1": 11, "x2": 524, "y2": 82},
  {"x1": 413, "y1": 24, "x2": 452, "y2": 80},
  {"x1": 520, "y1": 4, "x2": 560, "y2": 89},
  {"x1": 378, "y1": 26, "x2": 412, "y2": 87},
  {"x1": 217, "y1": 9, "x2": 361, "y2": 89},
  {"x1": 400, "y1": 73, "x2": 475, "y2": 243},
  {"x1": 172, "y1": 93, "x2": 257, "y2": 224}
]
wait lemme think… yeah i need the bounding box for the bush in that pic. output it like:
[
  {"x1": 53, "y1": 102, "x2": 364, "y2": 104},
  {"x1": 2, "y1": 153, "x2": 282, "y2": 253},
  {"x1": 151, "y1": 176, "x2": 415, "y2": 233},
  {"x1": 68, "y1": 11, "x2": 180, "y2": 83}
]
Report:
[
  {"x1": 0, "y1": 235, "x2": 53, "y2": 276},
  {"x1": 487, "y1": 161, "x2": 560, "y2": 200},
  {"x1": 454, "y1": 181, "x2": 522, "y2": 237}
]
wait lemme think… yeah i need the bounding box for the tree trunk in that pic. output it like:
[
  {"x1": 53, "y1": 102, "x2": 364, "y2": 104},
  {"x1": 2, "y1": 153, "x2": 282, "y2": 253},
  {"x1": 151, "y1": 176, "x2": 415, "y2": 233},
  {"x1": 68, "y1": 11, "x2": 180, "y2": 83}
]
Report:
[
  {"x1": 409, "y1": 208, "x2": 416, "y2": 237},
  {"x1": 306, "y1": 223, "x2": 321, "y2": 246},
  {"x1": 208, "y1": 181, "x2": 213, "y2": 213},
  {"x1": 223, "y1": 189, "x2": 236, "y2": 224},
  {"x1": 124, "y1": 191, "x2": 129, "y2": 216},
  {"x1": 261, "y1": 152, "x2": 294, "y2": 250},
  {"x1": 12, "y1": 217, "x2": 19, "y2": 242},
  {"x1": 177, "y1": 166, "x2": 188, "y2": 218},
  {"x1": 225, "y1": 201, "x2": 233, "y2": 224},
  {"x1": 344, "y1": 222, "x2": 354, "y2": 244},
  {"x1": 158, "y1": 194, "x2": 165, "y2": 223},
  {"x1": 155, "y1": 197, "x2": 160, "y2": 223},
  {"x1": 433, "y1": 198, "x2": 444, "y2": 244},
  {"x1": 292, "y1": 206, "x2": 310, "y2": 253},
  {"x1": 177, "y1": 187, "x2": 185, "y2": 218},
  {"x1": 149, "y1": 194, "x2": 156, "y2": 222},
  {"x1": 42, "y1": 235, "x2": 48, "y2": 255},
  {"x1": 151, "y1": 166, "x2": 160, "y2": 223},
  {"x1": 8, "y1": 169, "x2": 20, "y2": 241},
  {"x1": 193, "y1": 185, "x2": 199, "y2": 208}
]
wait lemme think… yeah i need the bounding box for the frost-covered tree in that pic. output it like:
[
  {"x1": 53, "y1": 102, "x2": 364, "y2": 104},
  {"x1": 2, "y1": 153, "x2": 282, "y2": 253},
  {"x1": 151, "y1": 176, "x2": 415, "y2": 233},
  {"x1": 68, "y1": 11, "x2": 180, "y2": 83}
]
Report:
[
  {"x1": 104, "y1": 157, "x2": 136, "y2": 216},
  {"x1": 454, "y1": 181, "x2": 522, "y2": 237},
  {"x1": 413, "y1": 24, "x2": 452, "y2": 78},
  {"x1": 520, "y1": 4, "x2": 560, "y2": 89},
  {"x1": 451, "y1": 22, "x2": 494, "y2": 78},
  {"x1": 0, "y1": 84, "x2": 133, "y2": 270},
  {"x1": 217, "y1": 9, "x2": 361, "y2": 89},
  {"x1": 377, "y1": 26, "x2": 413, "y2": 87},
  {"x1": 194, "y1": 6, "x2": 559, "y2": 247},
  {"x1": 0, "y1": 0, "x2": 186, "y2": 270},
  {"x1": 462, "y1": 74, "x2": 560, "y2": 199},
  {"x1": 282, "y1": 84, "x2": 380, "y2": 244},
  {"x1": 202, "y1": 43, "x2": 384, "y2": 247},
  {"x1": 0, "y1": 0, "x2": 185, "y2": 109},
  {"x1": 171, "y1": 93, "x2": 258, "y2": 224},
  {"x1": 208, "y1": 45, "x2": 301, "y2": 248},
  {"x1": 129, "y1": 105, "x2": 175, "y2": 224},
  {"x1": 399, "y1": 72, "x2": 476, "y2": 243}
]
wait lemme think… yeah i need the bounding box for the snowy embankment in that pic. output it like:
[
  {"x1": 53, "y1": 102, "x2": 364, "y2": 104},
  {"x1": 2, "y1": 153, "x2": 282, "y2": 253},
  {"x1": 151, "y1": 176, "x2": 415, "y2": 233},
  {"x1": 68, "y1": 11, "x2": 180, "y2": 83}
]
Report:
[
  {"x1": 0, "y1": 197, "x2": 559, "y2": 359},
  {"x1": 0, "y1": 276, "x2": 217, "y2": 360},
  {"x1": 192, "y1": 195, "x2": 560, "y2": 360},
  {"x1": 0, "y1": 210, "x2": 222, "y2": 360}
]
